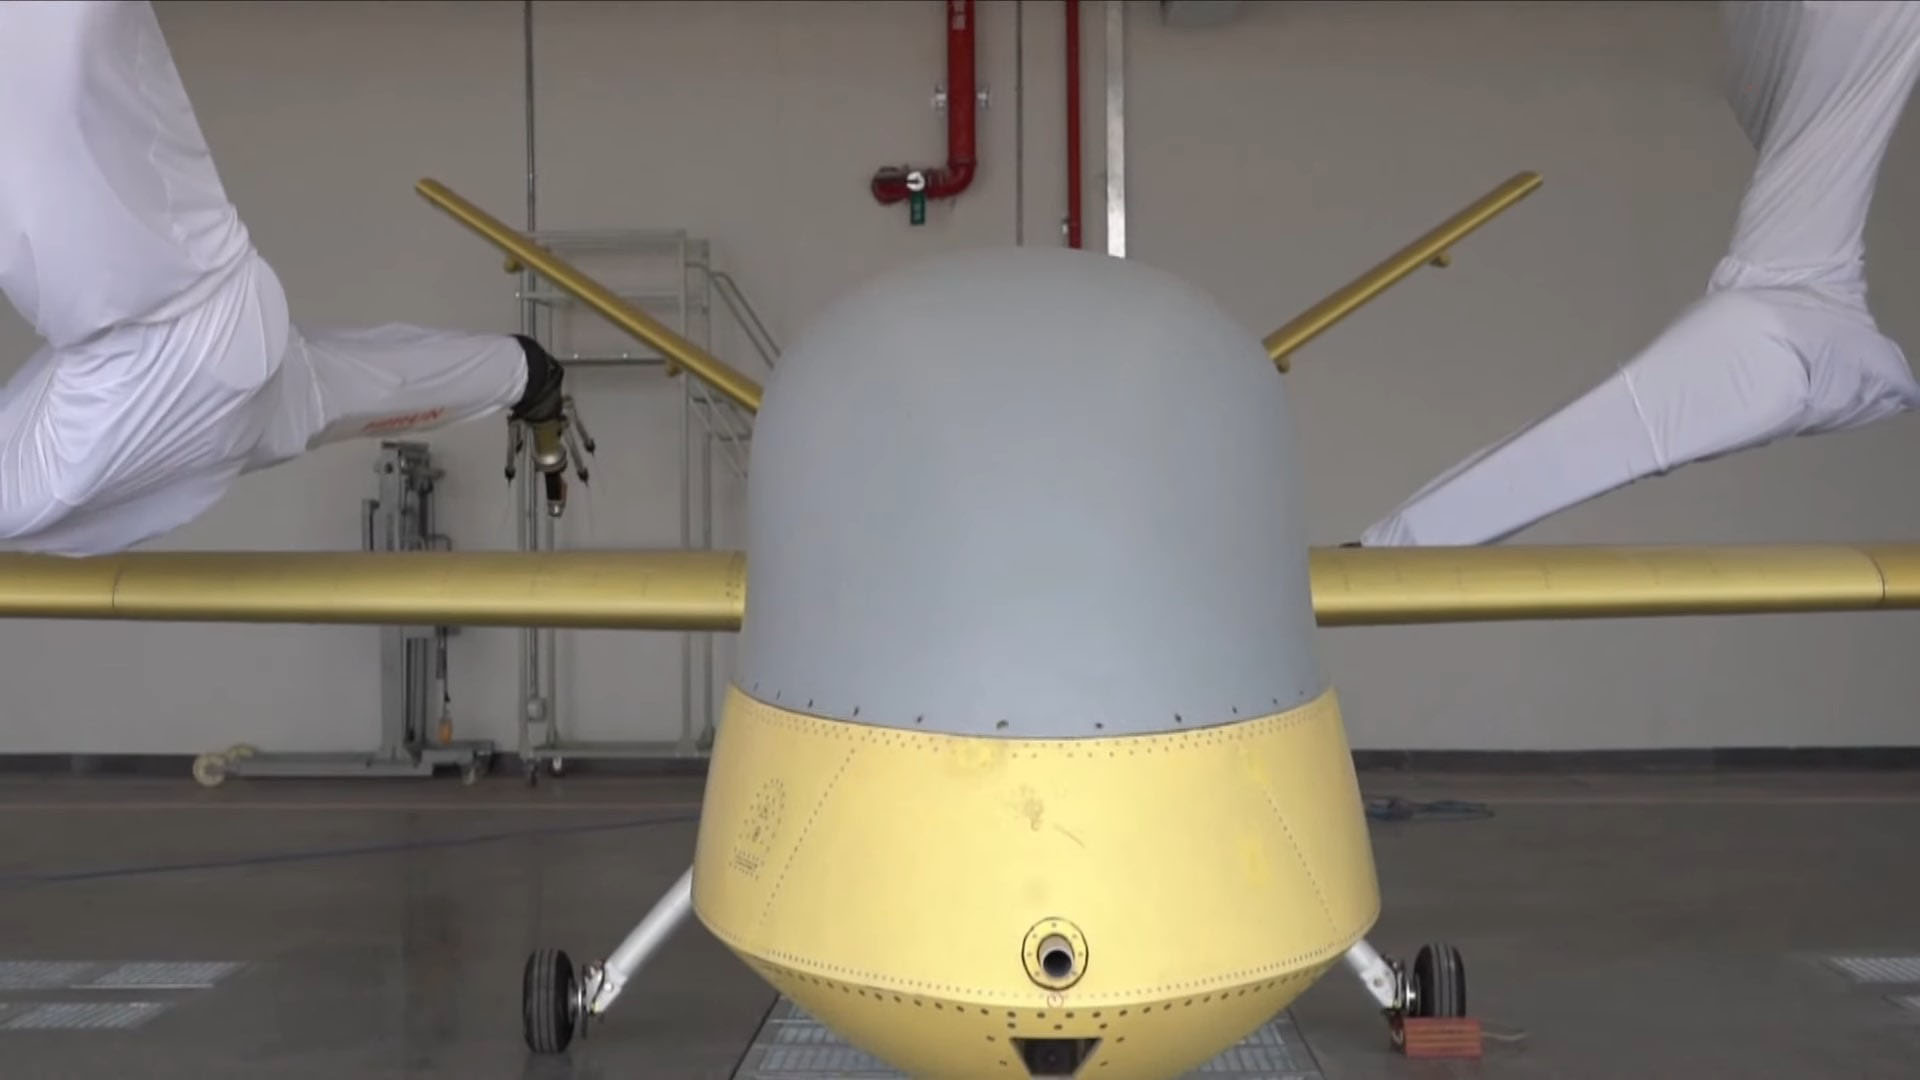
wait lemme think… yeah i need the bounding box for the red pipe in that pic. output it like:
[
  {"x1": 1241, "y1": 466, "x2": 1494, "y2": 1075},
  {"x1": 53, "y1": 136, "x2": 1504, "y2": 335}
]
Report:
[
  {"x1": 1065, "y1": 0, "x2": 1083, "y2": 248},
  {"x1": 872, "y1": 0, "x2": 978, "y2": 205}
]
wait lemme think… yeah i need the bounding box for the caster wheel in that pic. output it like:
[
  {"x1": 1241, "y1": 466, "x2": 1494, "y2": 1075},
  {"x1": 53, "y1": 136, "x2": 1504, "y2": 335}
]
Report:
[
  {"x1": 224, "y1": 744, "x2": 259, "y2": 761},
  {"x1": 191, "y1": 752, "x2": 228, "y2": 789},
  {"x1": 1409, "y1": 943, "x2": 1467, "y2": 1018},
  {"x1": 523, "y1": 947, "x2": 580, "y2": 1053}
]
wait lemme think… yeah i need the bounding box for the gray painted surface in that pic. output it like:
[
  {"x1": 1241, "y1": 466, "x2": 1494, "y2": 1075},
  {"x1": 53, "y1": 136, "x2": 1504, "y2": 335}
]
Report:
[{"x1": 741, "y1": 247, "x2": 1323, "y2": 737}]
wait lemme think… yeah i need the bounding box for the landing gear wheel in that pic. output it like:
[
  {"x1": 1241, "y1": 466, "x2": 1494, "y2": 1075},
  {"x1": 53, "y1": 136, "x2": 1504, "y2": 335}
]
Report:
[
  {"x1": 1385, "y1": 942, "x2": 1466, "y2": 1049},
  {"x1": 1409, "y1": 942, "x2": 1466, "y2": 1018},
  {"x1": 523, "y1": 947, "x2": 580, "y2": 1053},
  {"x1": 191, "y1": 752, "x2": 228, "y2": 789}
]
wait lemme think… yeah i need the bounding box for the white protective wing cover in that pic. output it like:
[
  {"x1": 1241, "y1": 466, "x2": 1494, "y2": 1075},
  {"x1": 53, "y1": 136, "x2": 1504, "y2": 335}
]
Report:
[
  {"x1": 1364, "y1": 0, "x2": 1920, "y2": 547},
  {"x1": 0, "y1": 1, "x2": 523, "y2": 555}
]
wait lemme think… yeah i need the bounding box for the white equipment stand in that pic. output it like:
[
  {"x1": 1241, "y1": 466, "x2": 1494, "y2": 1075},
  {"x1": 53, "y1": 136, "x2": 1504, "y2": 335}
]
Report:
[{"x1": 191, "y1": 441, "x2": 495, "y2": 787}]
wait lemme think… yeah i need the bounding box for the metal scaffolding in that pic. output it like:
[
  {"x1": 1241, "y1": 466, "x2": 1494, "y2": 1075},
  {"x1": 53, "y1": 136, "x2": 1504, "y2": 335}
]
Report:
[
  {"x1": 510, "y1": 2, "x2": 771, "y2": 780},
  {"x1": 510, "y1": 232, "x2": 773, "y2": 779}
]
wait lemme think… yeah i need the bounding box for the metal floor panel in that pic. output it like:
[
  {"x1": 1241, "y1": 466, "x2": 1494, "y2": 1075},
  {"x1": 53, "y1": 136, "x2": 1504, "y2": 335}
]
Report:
[
  {"x1": 0, "y1": 962, "x2": 101, "y2": 991},
  {"x1": 2, "y1": 1001, "x2": 170, "y2": 1031},
  {"x1": 1824, "y1": 955, "x2": 1920, "y2": 984},
  {"x1": 84, "y1": 961, "x2": 243, "y2": 990},
  {"x1": 731, "y1": 998, "x2": 1325, "y2": 1080}
]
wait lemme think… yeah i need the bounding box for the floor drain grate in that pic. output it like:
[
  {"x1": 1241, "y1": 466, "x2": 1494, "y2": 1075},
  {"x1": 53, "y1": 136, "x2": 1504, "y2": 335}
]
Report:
[
  {"x1": 1193, "y1": 1015, "x2": 1320, "y2": 1075},
  {"x1": 0, "y1": 963, "x2": 100, "y2": 991},
  {"x1": 84, "y1": 962, "x2": 242, "y2": 990},
  {"x1": 3, "y1": 1002, "x2": 170, "y2": 1031},
  {"x1": 732, "y1": 998, "x2": 1325, "y2": 1079},
  {"x1": 741, "y1": 1013, "x2": 899, "y2": 1078},
  {"x1": 1824, "y1": 956, "x2": 1920, "y2": 984}
]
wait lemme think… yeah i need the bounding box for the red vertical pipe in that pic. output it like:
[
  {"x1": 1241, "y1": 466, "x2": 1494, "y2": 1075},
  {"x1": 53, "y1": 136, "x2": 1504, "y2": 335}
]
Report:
[
  {"x1": 871, "y1": 0, "x2": 979, "y2": 204},
  {"x1": 944, "y1": 0, "x2": 977, "y2": 193},
  {"x1": 1065, "y1": 0, "x2": 1083, "y2": 248}
]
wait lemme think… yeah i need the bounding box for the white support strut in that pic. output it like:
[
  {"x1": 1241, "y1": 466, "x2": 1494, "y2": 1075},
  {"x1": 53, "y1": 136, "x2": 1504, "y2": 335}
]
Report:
[
  {"x1": 588, "y1": 866, "x2": 695, "y2": 1016},
  {"x1": 1344, "y1": 939, "x2": 1400, "y2": 1011}
]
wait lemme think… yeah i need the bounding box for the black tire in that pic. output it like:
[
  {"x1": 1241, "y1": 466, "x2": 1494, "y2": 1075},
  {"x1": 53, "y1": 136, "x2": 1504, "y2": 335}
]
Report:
[
  {"x1": 1410, "y1": 943, "x2": 1466, "y2": 1018},
  {"x1": 523, "y1": 948, "x2": 578, "y2": 1053}
]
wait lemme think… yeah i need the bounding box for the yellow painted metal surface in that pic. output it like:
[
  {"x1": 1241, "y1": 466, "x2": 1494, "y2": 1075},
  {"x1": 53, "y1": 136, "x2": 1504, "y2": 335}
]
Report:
[
  {"x1": 692, "y1": 687, "x2": 1378, "y2": 1080},
  {"x1": 1308, "y1": 543, "x2": 1895, "y2": 625},
  {"x1": 415, "y1": 178, "x2": 764, "y2": 413},
  {"x1": 1265, "y1": 171, "x2": 1543, "y2": 371},
  {"x1": 1861, "y1": 544, "x2": 1920, "y2": 608},
  {"x1": 0, "y1": 550, "x2": 744, "y2": 631},
  {"x1": 6, "y1": 543, "x2": 1920, "y2": 631}
]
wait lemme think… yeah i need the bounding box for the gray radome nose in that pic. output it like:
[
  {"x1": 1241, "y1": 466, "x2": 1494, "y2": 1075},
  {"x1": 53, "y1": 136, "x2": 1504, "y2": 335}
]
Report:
[{"x1": 739, "y1": 247, "x2": 1322, "y2": 738}]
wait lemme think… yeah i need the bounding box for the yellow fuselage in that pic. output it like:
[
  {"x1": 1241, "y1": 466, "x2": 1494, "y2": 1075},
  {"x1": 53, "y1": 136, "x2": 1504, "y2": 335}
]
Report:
[{"x1": 692, "y1": 687, "x2": 1379, "y2": 1079}]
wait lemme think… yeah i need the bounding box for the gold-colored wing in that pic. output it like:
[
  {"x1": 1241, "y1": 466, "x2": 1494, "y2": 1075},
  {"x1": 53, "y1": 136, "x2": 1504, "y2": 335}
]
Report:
[
  {"x1": 1310, "y1": 543, "x2": 1920, "y2": 625},
  {"x1": 415, "y1": 179, "x2": 764, "y2": 414},
  {"x1": 0, "y1": 550, "x2": 744, "y2": 631},
  {"x1": 1264, "y1": 171, "x2": 1542, "y2": 372},
  {"x1": 3, "y1": 544, "x2": 1917, "y2": 631},
  {"x1": 425, "y1": 171, "x2": 1541, "y2": 385},
  {"x1": 10, "y1": 179, "x2": 1901, "y2": 635}
]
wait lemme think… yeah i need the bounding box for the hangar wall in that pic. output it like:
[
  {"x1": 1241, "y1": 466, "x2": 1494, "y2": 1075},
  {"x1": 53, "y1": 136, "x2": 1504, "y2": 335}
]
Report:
[{"x1": 3, "y1": 0, "x2": 1917, "y2": 754}]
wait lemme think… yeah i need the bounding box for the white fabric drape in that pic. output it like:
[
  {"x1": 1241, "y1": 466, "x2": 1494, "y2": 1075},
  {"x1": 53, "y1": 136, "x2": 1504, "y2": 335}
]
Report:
[
  {"x1": 0, "y1": 1, "x2": 525, "y2": 555},
  {"x1": 1364, "y1": 1, "x2": 1920, "y2": 547}
]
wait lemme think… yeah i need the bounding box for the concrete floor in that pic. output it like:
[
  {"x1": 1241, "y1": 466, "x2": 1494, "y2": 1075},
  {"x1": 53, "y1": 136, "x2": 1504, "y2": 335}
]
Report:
[{"x1": 0, "y1": 771, "x2": 1917, "y2": 1078}]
